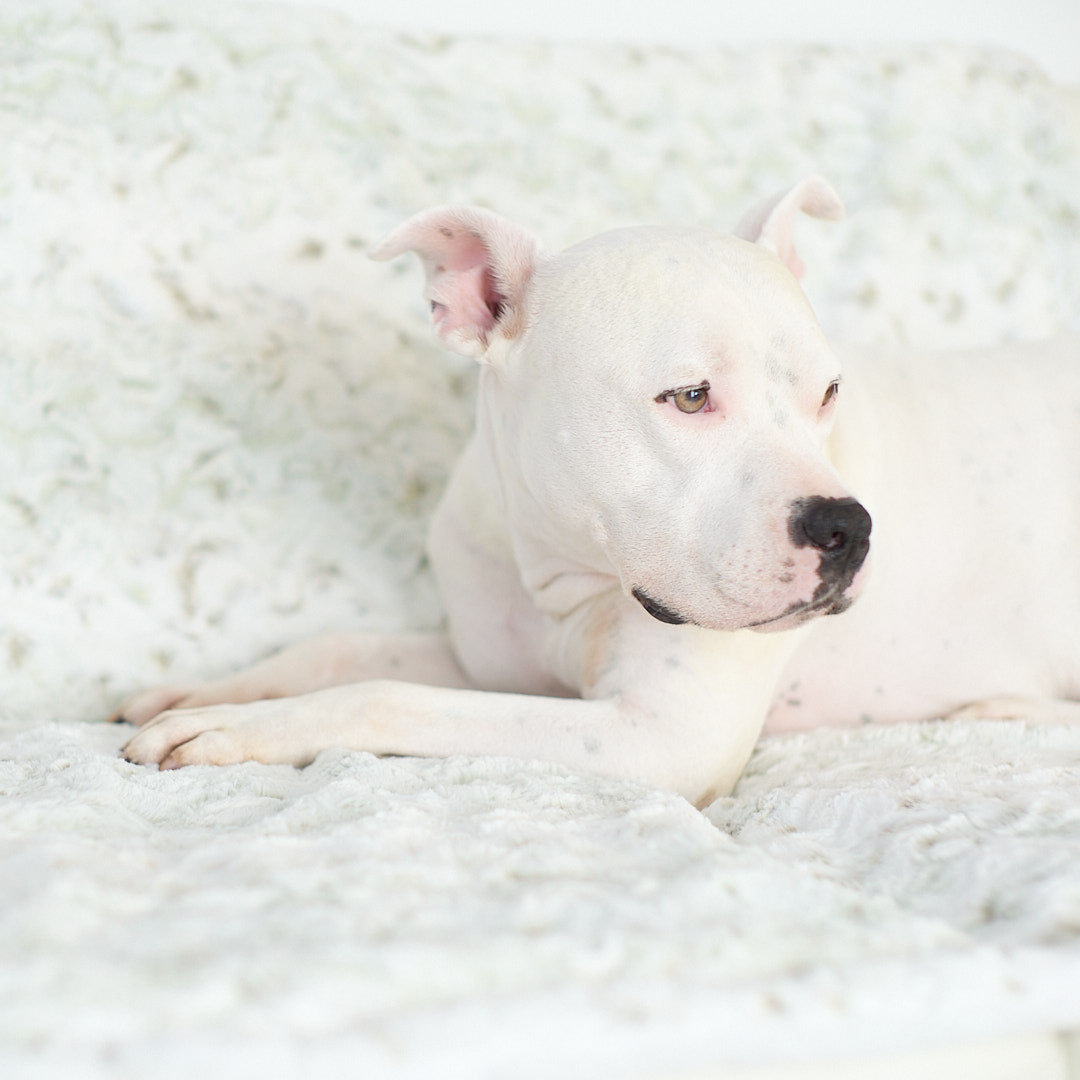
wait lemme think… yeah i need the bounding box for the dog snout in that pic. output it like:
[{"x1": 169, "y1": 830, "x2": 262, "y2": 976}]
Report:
[{"x1": 789, "y1": 496, "x2": 872, "y2": 577}]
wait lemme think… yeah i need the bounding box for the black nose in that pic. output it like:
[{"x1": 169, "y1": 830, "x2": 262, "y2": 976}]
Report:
[{"x1": 789, "y1": 496, "x2": 872, "y2": 577}]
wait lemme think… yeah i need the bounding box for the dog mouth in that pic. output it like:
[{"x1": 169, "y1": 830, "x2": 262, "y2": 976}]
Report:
[
  {"x1": 745, "y1": 586, "x2": 853, "y2": 631},
  {"x1": 633, "y1": 569, "x2": 861, "y2": 632},
  {"x1": 631, "y1": 587, "x2": 689, "y2": 626},
  {"x1": 632, "y1": 582, "x2": 853, "y2": 632}
]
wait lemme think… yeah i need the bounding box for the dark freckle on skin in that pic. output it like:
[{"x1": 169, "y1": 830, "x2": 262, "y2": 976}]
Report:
[
  {"x1": 778, "y1": 572, "x2": 795, "y2": 584},
  {"x1": 860, "y1": 714, "x2": 874, "y2": 725},
  {"x1": 664, "y1": 656, "x2": 683, "y2": 669},
  {"x1": 765, "y1": 358, "x2": 801, "y2": 389},
  {"x1": 786, "y1": 698, "x2": 801, "y2": 708},
  {"x1": 440, "y1": 227, "x2": 454, "y2": 238}
]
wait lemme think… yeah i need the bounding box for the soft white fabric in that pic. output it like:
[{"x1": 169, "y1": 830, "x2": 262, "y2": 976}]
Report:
[{"x1": 2, "y1": 2, "x2": 1079, "y2": 1075}]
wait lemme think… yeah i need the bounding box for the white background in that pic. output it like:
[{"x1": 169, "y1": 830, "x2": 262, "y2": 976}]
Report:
[{"x1": 252, "y1": 0, "x2": 1080, "y2": 84}]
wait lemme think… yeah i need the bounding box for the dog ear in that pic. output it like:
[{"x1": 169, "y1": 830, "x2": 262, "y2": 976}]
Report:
[
  {"x1": 370, "y1": 206, "x2": 540, "y2": 359},
  {"x1": 733, "y1": 176, "x2": 844, "y2": 280}
]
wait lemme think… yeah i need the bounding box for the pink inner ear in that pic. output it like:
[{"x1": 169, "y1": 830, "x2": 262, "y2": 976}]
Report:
[
  {"x1": 429, "y1": 230, "x2": 508, "y2": 341},
  {"x1": 784, "y1": 250, "x2": 807, "y2": 280},
  {"x1": 432, "y1": 263, "x2": 504, "y2": 337},
  {"x1": 372, "y1": 205, "x2": 538, "y2": 357},
  {"x1": 765, "y1": 204, "x2": 808, "y2": 280}
]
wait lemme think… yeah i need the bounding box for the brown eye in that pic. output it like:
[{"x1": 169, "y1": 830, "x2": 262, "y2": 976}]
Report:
[
  {"x1": 821, "y1": 379, "x2": 840, "y2": 409},
  {"x1": 655, "y1": 381, "x2": 712, "y2": 414},
  {"x1": 673, "y1": 387, "x2": 708, "y2": 413},
  {"x1": 669, "y1": 385, "x2": 710, "y2": 414}
]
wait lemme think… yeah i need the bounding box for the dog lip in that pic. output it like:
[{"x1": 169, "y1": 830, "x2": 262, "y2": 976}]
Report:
[
  {"x1": 745, "y1": 586, "x2": 854, "y2": 630},
  {"x1": 633, "y1": 577, "x2": 855, "y2": 632},
  {"x1": 631, "y1": 587, "x2": 689, "y2": 625}
]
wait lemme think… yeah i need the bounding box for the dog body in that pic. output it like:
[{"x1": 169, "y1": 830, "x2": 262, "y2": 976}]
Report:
[
  {"x1": 120, "y1": 179, "x2": 1080, "y2": 805},
  {"x1": 769, "y1": 332, "x2": 1079, "y2": 733}
]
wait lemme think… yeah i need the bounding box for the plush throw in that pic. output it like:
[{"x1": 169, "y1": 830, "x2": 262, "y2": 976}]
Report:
[{"x1": 2, "y1": 2, "x2": 1079, "y2": 1075}]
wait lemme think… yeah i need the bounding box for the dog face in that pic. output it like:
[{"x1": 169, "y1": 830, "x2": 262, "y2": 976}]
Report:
[
  {"x1": 371, "y1": 177, "x2": 871, "y2": 633},
  {"x1": 494, "y1": 229, "x2": 871, "y2": 632}
]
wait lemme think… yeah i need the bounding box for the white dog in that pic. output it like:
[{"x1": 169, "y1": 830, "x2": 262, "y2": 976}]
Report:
[{"x1": 119, "y1": 177, "x2": 1080, "y2": 807}]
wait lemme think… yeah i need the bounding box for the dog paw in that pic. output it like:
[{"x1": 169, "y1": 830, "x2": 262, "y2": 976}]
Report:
[
  {"x1": 120, "y1": 699, "x2": 311, "y2": 769},
  {"x1": 945, "y1": 697, "x2": 1034, "y2": 722},
  {"x1": 111, "y1": 680, "x2": 253, "y2": 727},
  {"x1": 121, "y1": 703, "x2": 246, "y2": 768},
  {"x1": 945, "y1": 696, "x2": 1080, "y2": 725},
  {"x1": 111, "y1": 684, "x2": 206, "y2": 727}
]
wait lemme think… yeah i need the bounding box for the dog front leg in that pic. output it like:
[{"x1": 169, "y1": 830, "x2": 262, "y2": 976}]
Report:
[
  {"x1": 120, "y1": 594, "x2": 799, "y2": 802},
  {"x1": 113, "y1": 631, "x2": 474, "y2": 726},
  {"x1": 119, "y1": 676, "x2": 755, "y2": 805}
]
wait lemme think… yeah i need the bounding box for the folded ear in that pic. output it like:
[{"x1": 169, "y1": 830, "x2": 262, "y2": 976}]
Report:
[
  {"x1": 369, "y1": 206, "x2": 540, "y2": 360},
  {"x1": 733, "y1": 175, "x2": 845, "y2": 280}
]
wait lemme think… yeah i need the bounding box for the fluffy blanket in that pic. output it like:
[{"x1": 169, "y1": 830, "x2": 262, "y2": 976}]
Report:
[{"x1": 3, "y1": 2, "x2": 1080, "y2": 1076}]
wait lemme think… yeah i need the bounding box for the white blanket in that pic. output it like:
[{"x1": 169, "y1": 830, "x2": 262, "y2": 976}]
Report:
[{"x1": 2, "y1": 2, "x2": 1080, "y2": 1075}]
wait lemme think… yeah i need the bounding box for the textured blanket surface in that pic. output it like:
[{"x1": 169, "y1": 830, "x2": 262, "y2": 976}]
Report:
[{"x1": 2, "y1": 1, "x2": 1080, "y2": 1076}]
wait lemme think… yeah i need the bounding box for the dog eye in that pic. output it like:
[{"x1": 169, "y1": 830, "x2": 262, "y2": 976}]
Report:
[
  {"x1": 656, "y1": 383, "x2": 711, "y2": 414},
  {"x1": 820, "y1": 379, "x2": 840, "y2": 409},
  {"x1": 674, "y1": 387, "x2": 709, "y2": 413}
]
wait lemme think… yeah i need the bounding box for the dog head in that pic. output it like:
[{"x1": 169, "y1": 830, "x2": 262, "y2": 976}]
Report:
[{"x1": 372, "y1": 177, "x2": 871, "y2": 632}]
